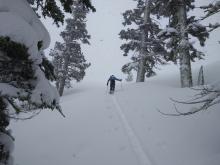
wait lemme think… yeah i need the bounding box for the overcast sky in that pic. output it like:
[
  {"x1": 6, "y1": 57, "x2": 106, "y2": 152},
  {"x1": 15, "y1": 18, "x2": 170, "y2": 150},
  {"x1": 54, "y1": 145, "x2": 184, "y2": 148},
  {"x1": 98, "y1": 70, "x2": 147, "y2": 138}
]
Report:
[{"x1": 42, "y1": 0, "x2": 220, "y2": 83}]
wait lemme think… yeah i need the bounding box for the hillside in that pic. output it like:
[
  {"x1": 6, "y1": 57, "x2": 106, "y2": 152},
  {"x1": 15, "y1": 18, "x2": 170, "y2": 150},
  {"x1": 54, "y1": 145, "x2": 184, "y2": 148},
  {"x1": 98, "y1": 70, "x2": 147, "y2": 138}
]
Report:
[{"x1": 10, "y1": 61, "x2": 220, "y2": 165}]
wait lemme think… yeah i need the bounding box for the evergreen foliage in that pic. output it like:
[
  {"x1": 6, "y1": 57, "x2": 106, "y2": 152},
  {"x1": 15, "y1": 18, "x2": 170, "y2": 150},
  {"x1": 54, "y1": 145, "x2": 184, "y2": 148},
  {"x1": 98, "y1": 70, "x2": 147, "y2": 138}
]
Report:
[
  {"x1": 119, "y1": 0, "x2": 167, "y2": 82},
  {"x1": 0, "y1": 36, "x2": 59, "y2": 112},
  {"x1": 0, "y1": 36, "x2": 61, "y2": 165},
  {"x1": 0, "y1": 37, "x2": 35, "y2": 91},
  {"x1": 155, "y1": 1, "x2": 201, "y2": 67},
  {"x1": 40, "y1": 57, "x2": 56, "y2": 81},
  {"x1": 186, "y1": 1, "x2": 220, "y2": 113},
  {"x1": 27, "y1": 0, "x2": 96, "y2": 26},
  {"x1": 200, "y1": 1, "x2": 220, "y2": 20},
  {"x1": 154, "y1": 0, "x2": 219, "y2": 87},
  {"x1": 156, "y1": 1, "x2": 220, "y2": 114},
  {"x1": 50, "y1": 1, "x2": 91, "y2": 96}
]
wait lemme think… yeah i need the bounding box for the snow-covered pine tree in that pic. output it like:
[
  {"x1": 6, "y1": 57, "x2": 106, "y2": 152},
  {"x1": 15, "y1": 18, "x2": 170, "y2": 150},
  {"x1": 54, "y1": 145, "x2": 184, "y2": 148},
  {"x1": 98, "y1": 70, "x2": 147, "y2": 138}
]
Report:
[
  {"x1": 200, "y1": 1, "x2": 220, "y2": 20},
  {"x1": 27, "y1": 0, "x2": 96, "y2": 26},
  {"x1": 182, "y1": 1, "x2": 220, "y2": 114},
  {"x1": 0, "y1": 0, "x2": 71, "y2": 163},
  {"x1": 50, "y1": 1, "x2": 91, "y2": 96},
  {"x1": 155, "y1": 0, "x2": 219, "y2": 87},
  {"x1": 160, "y1": 1, "x2": 220, "y2": 115},
  {"x1": 0, "y1": 37, "x2": 61, "y2": 165},
  {"x1": 119, "y1": 0, "x2": 167, "y2": 82}
]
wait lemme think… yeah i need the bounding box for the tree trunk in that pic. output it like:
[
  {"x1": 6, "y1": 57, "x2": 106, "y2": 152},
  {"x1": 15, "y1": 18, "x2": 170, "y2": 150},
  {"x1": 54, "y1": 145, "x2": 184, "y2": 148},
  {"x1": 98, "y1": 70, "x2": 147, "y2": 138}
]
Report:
[
  {"x1": 55, "y1": 81, "x2": 60, "y2": 90},
  {"x1": 179, "y1": 51, "x2": 192, "y2": 87},
  {"x1": 136, "y1": 0, "x2": 151, "y2": 82},
  {"x1": 177, "y1": 0, "x2": 193, "y2": 87},
  {"x1": 58, "y1": 54, "x2": 70, "y2": 96},
  {"x1": 136, "y1": 58, "x2": 146, "y2": 82}
]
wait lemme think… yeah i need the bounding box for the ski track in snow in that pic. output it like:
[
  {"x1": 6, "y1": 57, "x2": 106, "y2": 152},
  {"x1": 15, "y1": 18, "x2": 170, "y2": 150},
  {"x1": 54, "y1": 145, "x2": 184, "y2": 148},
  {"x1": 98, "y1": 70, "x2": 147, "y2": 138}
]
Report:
[{"x1": 111, "y1": 95, "x2": 154, "y2": 165}]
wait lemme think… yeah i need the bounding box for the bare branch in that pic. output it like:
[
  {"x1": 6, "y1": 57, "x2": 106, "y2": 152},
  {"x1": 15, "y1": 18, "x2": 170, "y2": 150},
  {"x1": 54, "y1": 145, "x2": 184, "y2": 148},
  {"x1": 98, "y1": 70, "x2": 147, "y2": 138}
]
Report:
[{"x1": 158, "y1": 84, "x2": 220, "y2": 116}]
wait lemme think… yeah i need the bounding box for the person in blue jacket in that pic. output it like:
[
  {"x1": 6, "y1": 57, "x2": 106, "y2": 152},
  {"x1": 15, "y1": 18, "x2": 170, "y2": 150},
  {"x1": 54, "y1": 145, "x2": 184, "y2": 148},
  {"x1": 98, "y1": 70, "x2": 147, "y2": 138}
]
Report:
[{"x1": 107, "y1": 75, "x2": 122, "y2": 93}]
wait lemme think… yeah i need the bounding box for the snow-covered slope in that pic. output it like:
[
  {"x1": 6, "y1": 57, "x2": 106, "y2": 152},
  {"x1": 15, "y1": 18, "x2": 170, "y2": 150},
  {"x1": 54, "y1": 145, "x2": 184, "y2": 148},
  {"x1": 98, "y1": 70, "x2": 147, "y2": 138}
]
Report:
[
  {"x1": 148, "y1": 60, "x2": 220, "y2": 87},
  {"x1": 116, "y1": 83, "x2": 220, "y2": 165},
  {"x1": 10, "y1": 61, "x2": 220, "y2": 165},
  {"x1": 200, "y1": 61, "x2": 220, "y2": 84}
]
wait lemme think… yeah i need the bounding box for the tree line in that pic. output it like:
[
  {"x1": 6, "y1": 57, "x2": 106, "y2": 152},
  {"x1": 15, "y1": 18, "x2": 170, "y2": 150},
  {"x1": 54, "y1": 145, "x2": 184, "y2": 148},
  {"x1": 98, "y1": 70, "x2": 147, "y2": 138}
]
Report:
[
  {"x1": 120, "y1": 0, "x2": 219, "y2": 87},
  {"x1": 119, "y1": 0, "x2": 220, "y2": 115}
]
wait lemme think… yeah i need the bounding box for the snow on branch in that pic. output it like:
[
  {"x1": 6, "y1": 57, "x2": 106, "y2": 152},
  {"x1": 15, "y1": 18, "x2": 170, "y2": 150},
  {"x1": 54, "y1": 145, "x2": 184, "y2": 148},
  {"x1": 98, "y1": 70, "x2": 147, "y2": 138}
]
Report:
[
  {"x1": 200, "y1": 1, "x2": 220, "y2": 20},
  {"x1": 0, "y1": 84, "x2": 27, "y2": 99},
  {"x1": 187, "y1": 22, "x2": 220, "y2": 46},
  {"x1": 157, "y1": 27, "x2": 178, "y2": 38},
  {"x1": 0, "y1": 0, "x2": 63, "y2": 117},
  {"x1": 207, "y1": 23, "x2": 220, "y2": 32},
  {"x1": 122, "y1": 61, "x2": 139, "y2": 73}
]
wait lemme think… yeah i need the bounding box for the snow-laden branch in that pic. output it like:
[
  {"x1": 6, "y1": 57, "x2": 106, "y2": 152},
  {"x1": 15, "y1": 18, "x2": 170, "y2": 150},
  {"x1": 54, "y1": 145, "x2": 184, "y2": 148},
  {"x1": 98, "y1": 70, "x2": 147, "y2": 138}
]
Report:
[
  {"x1": 0, "y1": 0, "x2": 62, "y2": 116},
  {"x1": 157, "y1": 27, "x2": 178, "y2": 38},
  {"x1": 200, "y1": 1, "x2": 220, "y2": 20},
  {"x1": 0, "y1": 84, "x2": 28, "y2": 98}
]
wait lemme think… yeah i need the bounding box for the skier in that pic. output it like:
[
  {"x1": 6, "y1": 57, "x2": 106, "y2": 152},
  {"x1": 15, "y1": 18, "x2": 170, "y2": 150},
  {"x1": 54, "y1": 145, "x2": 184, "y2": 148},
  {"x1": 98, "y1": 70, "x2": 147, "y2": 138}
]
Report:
[{"x1": 107, "y1": 75, "x2": 122, "y2": 94}]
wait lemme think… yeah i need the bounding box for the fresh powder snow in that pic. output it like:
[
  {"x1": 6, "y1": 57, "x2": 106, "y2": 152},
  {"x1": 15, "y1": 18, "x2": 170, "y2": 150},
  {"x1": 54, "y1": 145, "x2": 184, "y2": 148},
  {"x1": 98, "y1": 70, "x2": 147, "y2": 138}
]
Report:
[
  {"x1": 1, "y1": 0, "x2": 219, "y2": 165},
  {"x1": 10, "y1": 61, "x2": 220, "y2": 165}
]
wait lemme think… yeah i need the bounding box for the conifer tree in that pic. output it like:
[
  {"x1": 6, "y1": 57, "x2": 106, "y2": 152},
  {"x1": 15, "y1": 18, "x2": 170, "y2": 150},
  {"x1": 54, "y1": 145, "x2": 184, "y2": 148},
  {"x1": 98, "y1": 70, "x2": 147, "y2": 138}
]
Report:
[
  {"x1": 50, "y1": 1, "x2": 91, "y2": 96},
  {"x1": 0, "y1": 37, "x2": 61, "y2": 165},
  {"x1": 154, "y1": 0, "x2": 219, "y2": 87},
  {"x1": 183, "y1": 1, "x2": 220, "y2": 114},
  {"x1": 119, "y1": 0, "x2": 167, "y2": 82},
  {"x1": 159, "y1": 1, "x2": 220, "y2": 115},
  {"x1": 0, "y1": 1, "x2": 71, "y2": 163}
]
